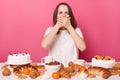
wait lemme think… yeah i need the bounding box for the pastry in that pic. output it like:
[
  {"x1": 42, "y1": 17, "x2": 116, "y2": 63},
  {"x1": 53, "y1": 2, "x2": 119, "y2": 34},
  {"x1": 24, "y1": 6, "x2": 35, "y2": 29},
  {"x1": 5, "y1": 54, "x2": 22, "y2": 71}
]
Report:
[
  {"x1": 10, "y1": 65, "x2": 18, "y2": 69},
  {"x1": 2, "y1": 68, "x2": 11, "y2": 76},
  {"x1": 1, "y1": 64, "x2": 9, "y2": 70},
  {"x1": 13, "y1": 65, "x2": 40, "y2": 79},
  {"x1": 103, "y1": 56, "x2": 114, "y2": 60},
  {"x1": 113, "y1": 62, "x2": 120, "y2": 69},
  {"x1": 59, "y1": 63, "x2": 64, "y2": 71},
  {"x1": 30, "y1": 63, "x2": 38, "y2": 67},
  {"x1": 94, "y1": 55, "x2": 103, "y2": 60},
  {"x1": 85, "y1": 67, "x2": 111, "y2": 79},
  {"x1": 74, "y1": 64, "x2": 80, "y2": 72},
  {"x1": 68, "y1": 61, "x2": 75, "y2": 67},
  {"x1": 64, "y1": 66, "x2": 74, "y2": 73},
  {"x1": 14, "y1": 72, "x2": 27, "y2": 79},
  {"x1": 108, "y1": 68, "x2": 118, "y2": 75},
  {"x1": 37, "y1": 65, "x2": 46, "y2": 73},
  {"x1": 28, "y1": 66, "x2": 40, "y2": 79},
  {"x1": 87, "y1": 74, "x2": 96, "y2": 78},
  {"x1": 29, "y1": 70, "x2": 40, "y2": 79},
  {"x1": 60, "y1": 70, "x2": 71, "y2": 78},
  {"x1": 75, "y1": 71, "x2": 88, "y2": 79}
]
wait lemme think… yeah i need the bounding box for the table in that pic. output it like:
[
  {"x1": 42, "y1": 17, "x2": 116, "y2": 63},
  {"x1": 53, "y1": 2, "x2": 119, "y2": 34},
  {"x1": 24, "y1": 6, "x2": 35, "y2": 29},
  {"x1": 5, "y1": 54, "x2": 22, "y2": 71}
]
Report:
[{"x1": 1, "y1": 63, "x2": 120, "y2": 80}]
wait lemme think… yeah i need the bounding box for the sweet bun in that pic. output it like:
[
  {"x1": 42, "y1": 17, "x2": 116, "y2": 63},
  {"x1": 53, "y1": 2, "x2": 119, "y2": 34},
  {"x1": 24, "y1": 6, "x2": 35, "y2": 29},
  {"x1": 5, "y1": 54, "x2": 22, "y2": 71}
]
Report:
[
  {"x1": 103, "y1": 56, "x2": 114, "y2": 60},
  {"x1": 2, "y1": 68, "x2": 11, "y2": 76},
  {"x1": 94, "y1": 55, "x2": 103, "y2": 60}
]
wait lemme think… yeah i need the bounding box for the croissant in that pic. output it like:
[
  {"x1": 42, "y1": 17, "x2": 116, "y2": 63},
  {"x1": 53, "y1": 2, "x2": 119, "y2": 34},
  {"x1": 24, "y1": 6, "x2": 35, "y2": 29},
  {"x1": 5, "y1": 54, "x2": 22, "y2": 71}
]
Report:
[
  {"x1": 108, "y1": 68, "x2": 118, "y2": 75},
  {"x1": 64, "y1": 66, "x2": 74, "y2": 73},
  {"x1": 59, "y1": 63, "x2": 65, "y2": 71},
  {"x1": 114, "y1": 62, "x2": 120, "y2": 69},
  {"x1": 14, "y1": 72, "x2": 27, "y2": 79},
  {"x1": 68, "y1": 61, "x2": 75, "y2": 67},
  {"x1": 85, "y1": 67, "x2": 111, "y2": 79},
  {"x1": 60, "y1": 70, "x2": 71, "y2": 78}
]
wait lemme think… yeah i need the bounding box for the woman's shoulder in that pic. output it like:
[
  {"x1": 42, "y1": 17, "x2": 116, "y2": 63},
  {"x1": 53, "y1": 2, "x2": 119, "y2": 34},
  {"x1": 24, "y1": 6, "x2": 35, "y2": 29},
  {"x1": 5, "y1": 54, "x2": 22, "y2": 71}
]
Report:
[
  {"x1": 75, "y1": 27, "x2": 84, "y2": 38},
  {"x1": 75, "y1": 27, "x2": 82, "y2": 31},
  {"x1": 46, "y1": 27, "x2": 53, "y2": 30},
  {"x1": 45, "y1": 27, "x2": 53, "y2": 31},
  {"x1": 44, "y1": 27, "x2": 53, "y2": 35}
]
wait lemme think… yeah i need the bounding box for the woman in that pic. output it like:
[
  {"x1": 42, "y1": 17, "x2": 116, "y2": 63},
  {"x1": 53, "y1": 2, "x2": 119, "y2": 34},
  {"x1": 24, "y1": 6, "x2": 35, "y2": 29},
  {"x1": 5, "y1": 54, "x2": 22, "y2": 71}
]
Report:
[{"x1": 41, "y1": 2, "x2": 86, "y2": 67}]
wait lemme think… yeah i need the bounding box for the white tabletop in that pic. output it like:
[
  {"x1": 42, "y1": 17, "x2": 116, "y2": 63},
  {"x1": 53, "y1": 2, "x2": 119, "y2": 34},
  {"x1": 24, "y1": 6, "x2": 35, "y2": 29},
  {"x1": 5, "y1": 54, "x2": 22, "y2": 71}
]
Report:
[{"x1": 0, "y1": 63, "x2": 120, "y2": 80}]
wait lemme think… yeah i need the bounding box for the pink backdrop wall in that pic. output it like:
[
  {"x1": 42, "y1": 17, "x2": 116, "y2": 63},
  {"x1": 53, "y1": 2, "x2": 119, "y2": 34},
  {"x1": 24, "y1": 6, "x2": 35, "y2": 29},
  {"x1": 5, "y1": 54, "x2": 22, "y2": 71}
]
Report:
[{"x1": 0, "y1": 0, "x2": 120, "y2": 62}]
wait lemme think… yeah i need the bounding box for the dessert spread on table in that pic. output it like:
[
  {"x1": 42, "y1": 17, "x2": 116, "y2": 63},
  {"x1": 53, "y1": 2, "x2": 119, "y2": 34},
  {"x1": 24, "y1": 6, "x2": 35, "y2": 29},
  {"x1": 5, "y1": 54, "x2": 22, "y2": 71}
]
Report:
[{"x1": 1, "y1": 53, "x2": 120, "y2": 79}]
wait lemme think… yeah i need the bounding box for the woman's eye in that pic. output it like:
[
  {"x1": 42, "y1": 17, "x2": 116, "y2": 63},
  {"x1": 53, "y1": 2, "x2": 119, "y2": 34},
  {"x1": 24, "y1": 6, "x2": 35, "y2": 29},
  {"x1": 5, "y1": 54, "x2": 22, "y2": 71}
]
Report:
[
  {"x1": 65, "y1": 12, "x2": 69, "y2": 14},
  {"x1": 59, "y1": 12, "x2": 62, "y2": 14}
]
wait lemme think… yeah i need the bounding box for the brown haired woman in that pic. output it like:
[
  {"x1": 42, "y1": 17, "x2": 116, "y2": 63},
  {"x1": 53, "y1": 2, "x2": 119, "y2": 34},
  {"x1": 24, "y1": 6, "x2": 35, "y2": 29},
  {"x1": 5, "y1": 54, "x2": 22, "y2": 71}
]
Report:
[{"x1": 41, "y1": 2, "x2": 86, "y2": 67}]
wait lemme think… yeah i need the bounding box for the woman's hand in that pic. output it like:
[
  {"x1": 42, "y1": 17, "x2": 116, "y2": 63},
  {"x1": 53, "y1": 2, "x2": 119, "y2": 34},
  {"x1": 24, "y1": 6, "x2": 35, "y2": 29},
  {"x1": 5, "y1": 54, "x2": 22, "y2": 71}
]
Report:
[
  {"x1": 62, "y1": 16, "x2": 72, "y2": 29},
  {"x1": 55, "y1": 17, "x2": 64, "y2": 29},
  {"x1": 57, "y1": 15, "x2": 72, "y2": 30}
]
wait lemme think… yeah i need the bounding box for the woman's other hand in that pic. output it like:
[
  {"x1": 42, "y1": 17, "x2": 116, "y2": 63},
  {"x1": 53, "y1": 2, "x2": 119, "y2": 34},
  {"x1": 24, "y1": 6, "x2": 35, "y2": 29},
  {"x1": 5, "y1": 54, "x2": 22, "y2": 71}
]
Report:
[{"x1": 57, "y1": 15, "x2": 72, "y2": 30}]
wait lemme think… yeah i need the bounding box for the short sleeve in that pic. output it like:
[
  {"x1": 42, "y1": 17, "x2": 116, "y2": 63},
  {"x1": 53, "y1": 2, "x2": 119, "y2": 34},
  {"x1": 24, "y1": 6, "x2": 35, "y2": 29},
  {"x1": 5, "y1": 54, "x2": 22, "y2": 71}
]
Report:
[
  {"x1": 44, "y1": 27, "x2": 53, "y2": 36},
  {"x1": 75, "y1": 27, "x2": 84, "y2": 38}
]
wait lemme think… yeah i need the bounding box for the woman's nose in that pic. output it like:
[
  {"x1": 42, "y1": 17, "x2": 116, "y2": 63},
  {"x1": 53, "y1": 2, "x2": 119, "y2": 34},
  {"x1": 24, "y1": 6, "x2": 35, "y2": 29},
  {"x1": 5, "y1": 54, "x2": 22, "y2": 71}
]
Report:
[{"x1": 62, "y1": 13, "x2": 66, "y2": 17}]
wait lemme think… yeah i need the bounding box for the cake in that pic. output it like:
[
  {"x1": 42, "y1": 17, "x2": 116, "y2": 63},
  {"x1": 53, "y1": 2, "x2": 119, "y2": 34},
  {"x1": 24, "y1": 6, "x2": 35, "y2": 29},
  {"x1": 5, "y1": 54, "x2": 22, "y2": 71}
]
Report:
[
  {"x1": 6, "y1": 53, "x2": 32, "y2": 65},
  {"x1": 92, "y1": 55, "x2": 116, "y2": 68}
]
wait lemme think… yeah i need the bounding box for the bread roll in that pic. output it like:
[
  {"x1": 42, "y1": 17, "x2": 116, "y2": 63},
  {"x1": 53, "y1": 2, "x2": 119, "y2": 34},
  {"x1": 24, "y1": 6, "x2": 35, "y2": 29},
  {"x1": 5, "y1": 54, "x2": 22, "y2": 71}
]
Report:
[{"x1": 2, "y1": 68, "x2": 11, "y2": 76}]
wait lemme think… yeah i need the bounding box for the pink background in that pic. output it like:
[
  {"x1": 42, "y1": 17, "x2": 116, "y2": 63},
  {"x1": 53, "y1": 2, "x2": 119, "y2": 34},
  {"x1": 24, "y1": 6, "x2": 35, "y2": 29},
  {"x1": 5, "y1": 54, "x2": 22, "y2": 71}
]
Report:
[{"x1": 0, "y1": 0, "x2": 120, "y2": 62}]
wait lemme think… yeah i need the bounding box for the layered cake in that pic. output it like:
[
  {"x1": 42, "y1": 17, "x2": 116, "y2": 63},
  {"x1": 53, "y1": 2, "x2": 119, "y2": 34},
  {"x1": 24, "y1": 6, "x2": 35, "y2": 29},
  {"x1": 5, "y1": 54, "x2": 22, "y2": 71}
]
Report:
[
  {"x1": 7, "y1": 53, "x2": 32, "y2": 65},
  {"x1": 92, "y1": 55, "x2": 116, "y2": 68}
]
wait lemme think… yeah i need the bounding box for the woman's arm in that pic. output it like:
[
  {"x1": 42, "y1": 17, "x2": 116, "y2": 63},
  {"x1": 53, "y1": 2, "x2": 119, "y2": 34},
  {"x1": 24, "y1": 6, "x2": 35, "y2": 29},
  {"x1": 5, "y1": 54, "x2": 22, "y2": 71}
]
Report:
[
  {"x1": 41, "y1": 25, "x2": 60, "y2": 48},
  {"x1": 41, "y1": 16, "x2": 64, "y2": 49},
  {"x1": 67, "y1": 26, "x2": 86, "y2": 51},
  {"x1": 62, "y1": 17, "x2": 86, "y2": 51}
]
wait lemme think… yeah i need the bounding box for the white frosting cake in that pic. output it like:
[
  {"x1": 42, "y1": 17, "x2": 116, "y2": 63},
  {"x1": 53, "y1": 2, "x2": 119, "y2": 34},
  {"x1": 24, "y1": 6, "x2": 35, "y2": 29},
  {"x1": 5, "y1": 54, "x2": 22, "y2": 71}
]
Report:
[
  {"x1": 7, "y1": 53, "x2": 32, "y2": 65},
  {"x1": 92, "y1": 58, "x2": 116, "y2": 68}
]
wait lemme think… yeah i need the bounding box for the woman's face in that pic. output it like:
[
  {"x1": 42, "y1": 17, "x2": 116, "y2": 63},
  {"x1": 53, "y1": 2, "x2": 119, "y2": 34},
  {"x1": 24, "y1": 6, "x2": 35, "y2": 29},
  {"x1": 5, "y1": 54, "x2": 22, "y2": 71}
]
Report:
[{"x1": 57, "y1": 5, "x2": 69, "y2": 18}]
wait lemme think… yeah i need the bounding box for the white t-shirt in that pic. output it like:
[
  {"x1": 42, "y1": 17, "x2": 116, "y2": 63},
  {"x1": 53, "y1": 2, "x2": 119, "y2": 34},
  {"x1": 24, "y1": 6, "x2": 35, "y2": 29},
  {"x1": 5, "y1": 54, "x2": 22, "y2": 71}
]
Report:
[{"x1": 44, "y1": 27, "x2": 84, "y2": 67}]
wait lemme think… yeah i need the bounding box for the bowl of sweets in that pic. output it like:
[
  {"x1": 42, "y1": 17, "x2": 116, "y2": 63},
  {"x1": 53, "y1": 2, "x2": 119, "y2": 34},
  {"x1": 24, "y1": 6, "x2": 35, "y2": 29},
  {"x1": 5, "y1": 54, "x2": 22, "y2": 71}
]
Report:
[{"x1": 44, "y1": 61, "x2": 61, "y2": 74}]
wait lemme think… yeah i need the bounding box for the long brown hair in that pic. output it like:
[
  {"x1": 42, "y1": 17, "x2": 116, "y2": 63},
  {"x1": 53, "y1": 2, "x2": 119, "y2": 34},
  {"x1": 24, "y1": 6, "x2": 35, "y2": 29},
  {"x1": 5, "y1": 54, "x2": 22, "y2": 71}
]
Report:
[{"x1": 53, "y1": 2, "x2": 77, "y2": 29}]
